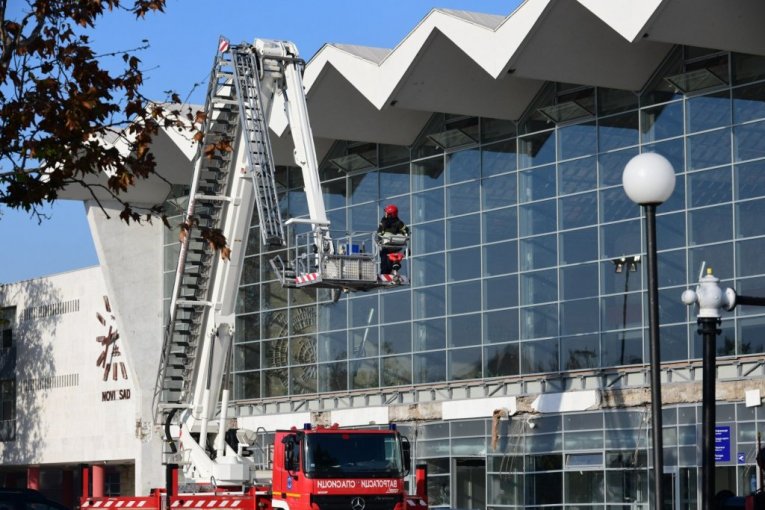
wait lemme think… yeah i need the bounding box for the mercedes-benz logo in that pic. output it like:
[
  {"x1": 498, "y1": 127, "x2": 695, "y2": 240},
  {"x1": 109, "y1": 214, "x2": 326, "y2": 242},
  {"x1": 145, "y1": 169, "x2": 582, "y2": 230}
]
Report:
[{"x1": 351, "y1": 497, "x2": 366, "y2": 510}]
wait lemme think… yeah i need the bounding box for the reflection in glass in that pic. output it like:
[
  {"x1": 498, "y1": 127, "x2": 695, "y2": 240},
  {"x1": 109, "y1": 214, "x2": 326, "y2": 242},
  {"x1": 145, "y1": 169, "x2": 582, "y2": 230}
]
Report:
[
  {"x1": 381, "y1": 322, "x2": 412, "y2": 354},
  {"x1": 561, "y1": 298, "x2": 599, "y2": 335},
  {"x1": 520, "y1": 200, "x2": 557, "y2": 237},
  {"x1": 412, "y1": 188, "x2": 444, "y2": 223},
  {"x1": 688, "y1": 205, "x2": 732, "y2": 245},
  {"x1": 559, "y1": 191, "x2": 597, "y2": 230},
  {"x1": 447, "y1": 181, "x2": 480, "y2": 215},
  {"x1": 520, "y1": 165, "x2": 556, "y2": 202},
  {"x1": 447, "y1": 213, "x2": 480, "y2": 249},
  {"x1": 641, "y1": 101, "x2": 684, "y2": 143},
  {"x1": 558, "y1": 122, "x2": 596, "y2": 160},
  {"x1": 598, "y1": 112, "x2": 639, "y2": 152},
  {"x1": 521, "y1": 304, "x2": 557, "y2": 340},
  {"x1": 482, "y1": 172, "x2": 517, "y2": 209},
  {"x1": 448, "y1": 281, "x2": 481, "y2": 315},
  {"x1": 559, "y1": 156, "x2": 596, "y2": 195},
  {"x1": 414, "y1": 351, "x2": 446, "y2": 384},
  {"x1": 413, "y1": 157, "x2": 445, "y2": 191},
  {"x1": 448, "y1": 347, "x2": 482, "y2": 380},
  {"x1": 521, "y1": 338, "x2": 559, "y2": 374},
  {"x1": 484, "y1": 309, "x2": 519, "y2": 344},
  {"x1": 483, "y1": 240, "x2": 518, "y2": 277},
  {"x1": 519, "y1": 131, "x2": 556, "y2": 169},
  {"x1": 483, "y1": 207, "x2": 517, "y2": 243},
  {"x1": 520, "y1": 234, "x2": 557, "y2": 271},
  {"x1": 448, "y1": 313, "x2": 481, "y2": 348},
  {"x1": 484, "y1": 275, "x2": 518, "y2": 310},
  {"x1": 484, "y1": 343, "x2": 519, "y2": 378},
  {"x1": 350, "y1": 358, "x2": 379, "y2": 389},
  {"x1": 734, "y1": 120, "x2": 765, "y2": 162},
  {"x1": 413, "y1": 319, "x2": 445, "y2": 351},
  {"x1": 735, "y1": 160, "x2": 765, "y2": 200},
  {"x1": 561, "y1": 334, "x2": 599, "y2": 370},
  {"x1": 560, "y1": 228, "x2": 598, "y2": 265},
  {"x1": 482, "y1": 139, "x2": 517, "y2": 177},
  {"x1": 447, "y1": 148, "x2": 480, "y2": 183},
  {"x1": 687, "y1": 128, "x2": 731, "y2": 170}
]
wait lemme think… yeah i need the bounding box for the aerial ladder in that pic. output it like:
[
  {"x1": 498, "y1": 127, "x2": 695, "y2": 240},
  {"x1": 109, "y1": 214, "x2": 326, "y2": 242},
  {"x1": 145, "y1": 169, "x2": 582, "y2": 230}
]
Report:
[{"x1": 152, "y1": 38, "x2": 409, "y2": 487}]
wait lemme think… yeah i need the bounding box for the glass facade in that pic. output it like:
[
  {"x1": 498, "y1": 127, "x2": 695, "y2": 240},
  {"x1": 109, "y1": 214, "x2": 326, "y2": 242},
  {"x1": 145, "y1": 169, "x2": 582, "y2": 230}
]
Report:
[{"x1": 164, "y1": 47, "x2": 765, "y2": 508}]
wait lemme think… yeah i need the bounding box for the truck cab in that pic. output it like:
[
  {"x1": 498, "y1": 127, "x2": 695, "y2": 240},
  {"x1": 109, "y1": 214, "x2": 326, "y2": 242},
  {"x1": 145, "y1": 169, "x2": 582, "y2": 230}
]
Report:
[{"x1": 272, "y1": 426, "x2": 411, "y2": 510}]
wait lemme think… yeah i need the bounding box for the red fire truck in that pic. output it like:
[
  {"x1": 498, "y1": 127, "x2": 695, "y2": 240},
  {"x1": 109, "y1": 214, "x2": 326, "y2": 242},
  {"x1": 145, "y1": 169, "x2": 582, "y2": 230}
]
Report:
[{"x1": 80, "y1": 36, "x2": 421, "y2": 510}]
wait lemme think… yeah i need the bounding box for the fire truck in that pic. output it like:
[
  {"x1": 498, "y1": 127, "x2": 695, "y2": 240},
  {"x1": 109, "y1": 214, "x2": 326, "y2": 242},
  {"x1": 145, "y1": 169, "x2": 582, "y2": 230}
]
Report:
[{"x1": 80, "y1": 38, "x2": 420, "y2": 510}]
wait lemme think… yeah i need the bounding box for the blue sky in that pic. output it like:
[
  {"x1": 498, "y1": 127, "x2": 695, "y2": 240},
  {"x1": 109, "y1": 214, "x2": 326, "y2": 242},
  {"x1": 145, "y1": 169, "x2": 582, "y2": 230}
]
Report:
[{"x1": 0, "y1": 0, "x2": 520, "y2": 284}]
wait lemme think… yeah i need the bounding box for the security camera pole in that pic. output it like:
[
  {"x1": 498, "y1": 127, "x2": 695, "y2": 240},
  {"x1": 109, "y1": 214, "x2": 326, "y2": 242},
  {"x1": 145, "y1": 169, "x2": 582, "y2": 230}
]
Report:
[{"x1": 682, "y1": 268, "x2": 765, "y2": 510}]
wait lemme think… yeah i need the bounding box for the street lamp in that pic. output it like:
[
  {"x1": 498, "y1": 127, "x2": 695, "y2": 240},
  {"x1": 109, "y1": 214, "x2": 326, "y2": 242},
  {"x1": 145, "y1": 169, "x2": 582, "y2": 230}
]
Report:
[
  {"x1": 612, "y1": 255, "x2": 641, "y2": 365},
  {"x1": 622, "y1": 152, "x2": 676, "y2": 510}
]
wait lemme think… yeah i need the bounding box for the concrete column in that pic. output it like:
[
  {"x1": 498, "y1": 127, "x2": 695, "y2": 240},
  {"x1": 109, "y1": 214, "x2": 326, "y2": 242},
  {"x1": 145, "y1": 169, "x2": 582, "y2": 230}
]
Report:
[
  {"x1": 92, "y1": 465, "x2": 105, "y2": 498},
  {"x1": 27, "y1": 467, "x2": 40, "y2": 490}
]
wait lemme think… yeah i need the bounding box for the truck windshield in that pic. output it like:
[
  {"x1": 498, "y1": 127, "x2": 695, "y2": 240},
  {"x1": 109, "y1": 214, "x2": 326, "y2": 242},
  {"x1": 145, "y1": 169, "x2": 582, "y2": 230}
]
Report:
[{"x1": 304, "y1": 432, "x2": 403, "y2": 478}]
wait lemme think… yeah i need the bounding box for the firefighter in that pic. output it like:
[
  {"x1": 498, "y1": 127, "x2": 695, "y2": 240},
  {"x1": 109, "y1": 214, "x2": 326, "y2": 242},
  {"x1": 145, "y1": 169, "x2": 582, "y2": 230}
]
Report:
[{"x1": 377, "y1": 204, "x2": 409, "y2": 274}]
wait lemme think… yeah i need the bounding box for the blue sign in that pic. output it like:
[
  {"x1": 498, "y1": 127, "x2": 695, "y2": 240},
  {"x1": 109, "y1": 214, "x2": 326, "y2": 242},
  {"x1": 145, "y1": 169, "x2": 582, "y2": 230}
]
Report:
[
  {"x1": 715, "y1": 426, "x2": 731, "y2": 462},
  {"x1": 738, "y1": 452, "x2": 747, "y2": 464},
  {"x1": 287, "y1": 476, "x2": 293, "y2": 490}
]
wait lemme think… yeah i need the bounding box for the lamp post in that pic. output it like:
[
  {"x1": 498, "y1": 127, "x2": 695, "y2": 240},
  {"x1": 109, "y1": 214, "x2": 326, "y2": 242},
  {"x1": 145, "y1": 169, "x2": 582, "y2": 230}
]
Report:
[
  {"x1": 622, "y1": 152, "x2": 676, "y2": 510},
  {"x1": 682, "y1": 271, "x2": 765, "y2": 510}
]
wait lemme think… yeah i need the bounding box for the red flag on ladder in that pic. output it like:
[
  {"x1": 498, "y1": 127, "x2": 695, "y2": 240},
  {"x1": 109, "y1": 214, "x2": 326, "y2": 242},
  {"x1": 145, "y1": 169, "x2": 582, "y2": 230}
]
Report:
[{"x1": 218, "y1": 37, "x2": 230, "y2": 54}]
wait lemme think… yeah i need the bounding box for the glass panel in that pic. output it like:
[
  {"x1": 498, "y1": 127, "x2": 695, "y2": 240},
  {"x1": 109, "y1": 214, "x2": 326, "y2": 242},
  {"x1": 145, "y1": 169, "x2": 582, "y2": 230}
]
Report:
[
  {"x1": 520, "y1": 165, "x2": 556, "y2": 203},
  {"x1": 412, "y1": 188, "x2": 444, "y2": 223},
  {"x1": 687, "y1": 90, "x2": 731, "y2": 132},
  {"x1": 519, "y1": 130, "x2": 556, "y2": 169},
  {"x1": 560, "y1": 227, "x2": 598, "y2": 265},
  {"x1": 559, "y1": 121, "x2": 597, "y2": 160},
  {"x1": 599, "y1": 111, "x2": 639, "y2": 152},
  {"x1": 234, "y1": 342, "x2": 260, "y2": 371},
  {"x1": 561, "y1": 298, "x2": 599, "y2": 336},
  {"x1": 484, "y1": 343, "x2": 520, "y2": 377},
  {"x1": 561, "y1": 334, "x2": 599, "y2": 370},
  {"x1": 447, "y1": 213, "x2": 480, "y2": 249},
  {"x1": 413, "y1": 285, "x2": 445, "y2": 319},
  {"x1": 520, "y1": 234, "x2": 557, "y2": 271},
  {"x1": 448, "y1": 281, "x2": 482, "y2": 315},
  {"x1": 379, "y1": 163, "x2": 410, "y2": 198},
  {"x1": 599, "y1": 147, "x2": 638, "y2": 187},
  {"x1": 448, "y1": 313, "x2": 481, "y2": 347},
  {"x1": 447, "y1": 181, "x2": 480, "y2": 216},
  {"x1": 560, "y1": 191, "x2": 597, "y2": 229},
  {"x1": 559, "y1": 156, "x2": 597, "y2": 195},
  {"x1": 381, "y1": 322, "x2": 412, "y2": 354},
  {"x1": 411, "y1": 253, "x2": 445, "y2": 287},
  {"x1": 318, "y1": 299, "x2": 347, "y2": 331},
  {"x1": 483, "y1": 207, "x2": 517, "y2": 243},
  {"x1": 732, "y1": 53, "x2": 765, "y2": 85},
  {"x1": 350, "y1": 358, "x2": 379, "y2": 390},
  {"x1": 412, "y1": 220, "x2": 444, "y2": 254},
  {"x1": 291, "y1": 365, "x2": 317, "y2": 395},
  {"x1": 598, "y1": 88, "x2": 638, "y2": 115},
  {"x1": 448, "y1": 347, "x2": 482, "y2": 380},
  {"x1": 601, "y1": 293, "x2": 642, "y2": 331},
  {"x1": 382, "y1": 289, "x2": 411, "y2": 323},
  {"x1": 601, "y1": 220, "x2": 641, "y2": 260},
  {"x1": 688, "y1": 205, "x2": 732, "y2": 245},
  {"x1": 600, "y1": 186, "x2": 640, "y2": 223},
  {"x1": 234, "y1": 371, "x2": 260, "y2": 400},
  {"x1": 349, "y1": 171, "x2": 378, "y2": 204},
  {"x1": 658, "y1": 249, "x2": 687, "y2": 288},
  {"x1": 318, "y1": 331, "x2": 347, "y2": 362},
  {"x1": 737, "y1": 238, "x2": 765, "y2": 277},
  {"x1": 520, "y1": 199, "x2": 557, "y2": 237},
  {"x1": 689, "y1": 167, "x2": 732, "y2": 207},
  {"x1": 602, "y1": 330, "x2": 643, "y2": 366},
  {"x1": 413, "y1": 319, "x2": 445, "y2": 351},
  {"x1": 566, "y1": 471, "x2": 605, "y2": 504},
  {"x1": 689, "y1": 242, "x2": 733, "y2": 282},
  {"x1": 734, "y1": 119, "x2": 765, "y2": 162},
  {"x1": 484, "y1": 309, "x2": 519, "y2": 344},
  {"x1": 349, "y1": 202, "x2": 378, "y2": 233},
  {"x1": 349, "y1": 327, "x2": 378, "y2": 358},
  {"x1": 737, "y1": 198, "x2": 765, "y2": 238},
  {"x1": 382, "y1": 355, "x2": 412, "y2": 386},
  {"x1": 484, "y1": 275, "x2": 519, "y2": 310},
  {"x1": 520, "y1": 304, "x2": 557, "y2": 340},
  {"x1": 237, "y1": 285, "x2": 260, "y2": 315},
  {"x1": 482, "y1": 172, "x2": 517, "y2": 209},
  {"x1": 448, "y1": 247, "x2": 481, "y2": 281},
  {"x1": 379, "y1": 144, "x2": 409, "y2": 167},
  {"x1": 733, "y1": 81, "x2": 765, "y2": 124},
  {"x1": 483, "y1": 240, "x2": 518, "y2": 276},
  {"x1": 641, "y1": 101, "x2": 684, "y2": 143},
  {"x1": 236, "y1": 313, "x2": 260, "y2": 343},
  {"x1": 482, "y1": 139, "x2": 517, "y2": 177},
  {"x1": 738, "y1": 316, "x2": 765, "y2": 355},
  {"x1": 735, "y1": 160, "x2": 765, "y2": 199},
  {"x1": 414, "y1": 351, "x2": 446, "y2": 384},
  {"x1": 687, "y1": 128, "x2": 732, "y2": 170},
  {"x1": 349, "y1": 295, "x2": 378, "y2": 328},
  {"x1": 447, "y1": 148, "x2": 480, "y2": 183},
  {"x1": 412, "y1": 157, "x2": 444, "y2": 191},
  {"x1": 526, "y1": 472, "x2": 563, "y2": 505},
  {"x1": 521, "y1": 269, "x2": 558, "y2": 305},
  {"x1": 521, "y1": 338, "x2": 559, "y2": 374},
  {"x1": 318, "y1": 362, "x2": 348, "y2": 392},
  {"x1": 263, "y1": 368, "x2": 288, "y2": 397},
  {"x1": 660, "y1": 324, "x2": 689, "y2": 362},
  {"x1": 481, "y1": 117, "x2": 516, "y2": 143},
  {"x1": 561, "y1": 263, "x2": 599, "y2": 300}
]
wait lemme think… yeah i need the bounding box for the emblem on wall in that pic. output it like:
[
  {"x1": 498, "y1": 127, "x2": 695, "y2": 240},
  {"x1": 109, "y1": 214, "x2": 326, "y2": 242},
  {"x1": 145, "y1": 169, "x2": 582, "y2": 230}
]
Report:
[{"x1": 95, "y1": 296, "x2": 128, "y2": 381}]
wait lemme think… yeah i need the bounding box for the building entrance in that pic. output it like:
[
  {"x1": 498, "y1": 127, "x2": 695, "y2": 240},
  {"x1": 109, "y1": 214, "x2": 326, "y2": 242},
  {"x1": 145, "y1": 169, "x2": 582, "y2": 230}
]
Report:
[{"x1": 453, "y1": 458, "x2": 485, "y2": 510}]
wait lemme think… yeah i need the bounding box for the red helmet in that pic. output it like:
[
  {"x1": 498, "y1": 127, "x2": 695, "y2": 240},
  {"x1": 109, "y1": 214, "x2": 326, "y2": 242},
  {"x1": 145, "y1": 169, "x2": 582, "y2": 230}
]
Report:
[{"x1": 384, "y1": 204, "x2": 398, "y2": 216}]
